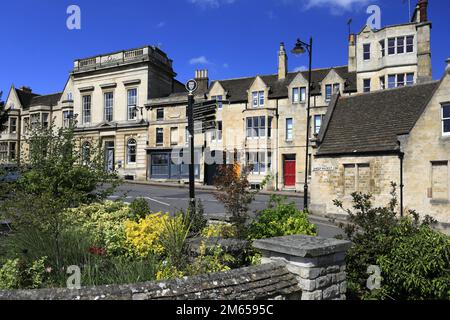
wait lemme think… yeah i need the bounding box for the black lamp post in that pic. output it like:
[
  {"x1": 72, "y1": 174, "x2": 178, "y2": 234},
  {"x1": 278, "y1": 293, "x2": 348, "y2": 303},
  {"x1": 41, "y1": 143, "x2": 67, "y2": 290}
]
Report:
[{"x1": 292, "y1": 37, "x2": 313, "y2": 210}]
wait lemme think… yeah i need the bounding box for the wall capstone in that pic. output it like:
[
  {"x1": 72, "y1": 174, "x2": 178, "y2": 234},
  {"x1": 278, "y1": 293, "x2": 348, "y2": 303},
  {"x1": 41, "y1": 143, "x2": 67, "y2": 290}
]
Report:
[{"x1": 253, "y1": 235, "x2": 352, "y2": 300}]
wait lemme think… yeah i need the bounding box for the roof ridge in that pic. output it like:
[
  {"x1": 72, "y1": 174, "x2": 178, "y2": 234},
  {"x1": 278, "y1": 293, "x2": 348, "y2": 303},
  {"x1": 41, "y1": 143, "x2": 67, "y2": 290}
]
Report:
[
  {"x1": 340, "y1": 80, "x2": 440, "y2": 100},
  {"x1": 213, "y1": 65, "x2": 350, "y2": 83}
]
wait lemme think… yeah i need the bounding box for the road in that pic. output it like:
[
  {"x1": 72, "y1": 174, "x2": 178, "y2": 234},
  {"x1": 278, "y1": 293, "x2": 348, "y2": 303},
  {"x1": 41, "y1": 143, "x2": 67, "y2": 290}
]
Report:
[{"x1": 110, "y1": 183, "x2": 345, "y2": 239}]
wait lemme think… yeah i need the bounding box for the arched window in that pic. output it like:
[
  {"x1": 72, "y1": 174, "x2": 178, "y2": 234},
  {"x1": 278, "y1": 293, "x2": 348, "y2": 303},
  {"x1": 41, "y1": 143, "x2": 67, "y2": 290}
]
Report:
[
  {"x1": 127, "y1": 139, "x2": 137, "y2": 164},
  {"x1": 82, "y1": 141, "x2": 91, "y2": 165}
]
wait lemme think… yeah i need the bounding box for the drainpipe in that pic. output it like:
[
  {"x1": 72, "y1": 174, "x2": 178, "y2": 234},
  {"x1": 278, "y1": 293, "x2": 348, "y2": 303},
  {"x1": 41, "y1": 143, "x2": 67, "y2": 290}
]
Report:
[{"x1": 397, "y1": 140, "x2": 404, "y2": 217}]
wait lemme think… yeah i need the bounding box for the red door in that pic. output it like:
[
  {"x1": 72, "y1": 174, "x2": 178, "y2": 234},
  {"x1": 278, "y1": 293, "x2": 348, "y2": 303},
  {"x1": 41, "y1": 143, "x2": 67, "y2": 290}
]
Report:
[{"x1": 284, "y1": 160, "x2": 296, "y2": 187}]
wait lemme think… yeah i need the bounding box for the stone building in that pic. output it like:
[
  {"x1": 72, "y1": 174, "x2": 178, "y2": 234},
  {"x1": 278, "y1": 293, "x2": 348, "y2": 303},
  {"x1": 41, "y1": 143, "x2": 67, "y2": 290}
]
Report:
[
  {"x1": 0, "y1": 0, "x2": 435, "y2": 194},
  {"x1": 310, "y1": 60, "x2": 450, "y2": 229}
]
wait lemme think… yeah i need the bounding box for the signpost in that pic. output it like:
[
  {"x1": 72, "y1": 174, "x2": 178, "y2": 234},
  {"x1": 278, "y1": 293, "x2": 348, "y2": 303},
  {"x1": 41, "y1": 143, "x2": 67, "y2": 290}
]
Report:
[
  {"x1": 185, "y1": 79, "x2": 218, "y2": 207},
  {"x1": 186, "y1": 80, "x2": 198, "y2": 205}
]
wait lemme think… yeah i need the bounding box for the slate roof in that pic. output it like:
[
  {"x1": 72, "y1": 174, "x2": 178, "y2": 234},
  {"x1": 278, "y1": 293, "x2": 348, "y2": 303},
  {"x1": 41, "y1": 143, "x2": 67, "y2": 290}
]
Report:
[
  {"x1": 317, "y1": 81, "x2": 440, "y2": 156},
  {"x1": 15, "y1": 88, "x2": 40, "y2": 108},
  {"x1": 210, "y1": 66, "x2": 356, "y2": 103},
  {"x1": 148, "y1": 66, "x2": 356, "y2": 106},
  {"x1": 29, "y1": 92, "x2": 62, "y2": 107}
]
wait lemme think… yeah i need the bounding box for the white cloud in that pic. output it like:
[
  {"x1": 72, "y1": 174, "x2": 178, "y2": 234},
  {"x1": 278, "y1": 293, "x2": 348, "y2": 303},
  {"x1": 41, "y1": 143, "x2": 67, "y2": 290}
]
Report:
[
  {"x1": 189, "y1": 0, "x2": 236, "y2": 9},
  {"x1": 189, "y1": 56, "x2": 212, "y2": 65},
  {"x1": 303, "y1": 0, "x2": 372, "y2": 13},
  {"x1": 294, "y1": 66, "x2": 307, "y2": 72},
  {"x1": 223, "y1": 63, "x2": 229, "y2": 68}
]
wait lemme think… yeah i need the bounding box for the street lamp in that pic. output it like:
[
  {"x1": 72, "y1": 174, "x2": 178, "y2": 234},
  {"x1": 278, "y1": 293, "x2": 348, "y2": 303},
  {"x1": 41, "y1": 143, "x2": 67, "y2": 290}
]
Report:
[{"x1": 291, "y1": 37, "x2": 313, "y2": 210}]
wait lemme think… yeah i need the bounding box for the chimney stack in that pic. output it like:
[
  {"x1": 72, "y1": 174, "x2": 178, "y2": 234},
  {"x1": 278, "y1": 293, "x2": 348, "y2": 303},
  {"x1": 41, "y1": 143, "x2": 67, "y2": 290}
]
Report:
[
  {"x1": 278, "y1": 42, "x2": 288, "y2": 80},
  {"x1": 446, "y1": 58, "x2": 450, "y2": 74},
  {"x1": 348, "y1": 34, "x2": 357, "y2": 73},
  {"x1": 20, "y1": 86, "x2": 32, "y2": 93},
  {"x1": 418, "y1": 0, "x2": 429, "y2": 23},
  {"x1": 194, "y1": 70, "x2": 209, "y2": 93}
]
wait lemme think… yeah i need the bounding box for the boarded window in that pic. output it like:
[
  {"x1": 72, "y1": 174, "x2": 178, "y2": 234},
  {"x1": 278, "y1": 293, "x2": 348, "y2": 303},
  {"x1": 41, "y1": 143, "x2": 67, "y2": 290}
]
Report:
[
  {"x1": 431, "y1": 162, "x2": 448, "y2": 201},
  {"x1": 344, "y1": 163, "x2": 371, "y2": 195},
  {"x1": 344, "y1": 164, "x2": 356, "y2": 195}
]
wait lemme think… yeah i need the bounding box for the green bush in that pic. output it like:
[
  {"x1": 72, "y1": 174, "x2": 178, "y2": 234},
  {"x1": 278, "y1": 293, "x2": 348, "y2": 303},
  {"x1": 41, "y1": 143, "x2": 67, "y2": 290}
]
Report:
[
  {"x1": 0, "y1": 257, "x2": 48, "y2": 290},
  {"x1": 335, "y1": 184, "x2": 450, "y2": 300},
  {"x1": 375, "y1": 220, "x2": 450, "y2": 300},
  {"x1": 65, "y1": 201, "x2": 132, "y2": 256},
  {"x1": 248, "y1": 196, "x2": 317, "y2": 240},
  {"x1": 129, "y1": 198, "x2": 151, "y2": 221},
  {"x1": 187, "y1": 199, "x2": 207, "y2": 235}
]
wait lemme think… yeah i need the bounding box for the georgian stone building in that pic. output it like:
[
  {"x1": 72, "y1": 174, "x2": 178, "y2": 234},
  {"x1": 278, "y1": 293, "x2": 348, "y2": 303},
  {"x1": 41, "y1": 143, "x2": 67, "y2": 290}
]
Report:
[{"x1": 0, "y1": 0, "x2": 437, "y2": 196}]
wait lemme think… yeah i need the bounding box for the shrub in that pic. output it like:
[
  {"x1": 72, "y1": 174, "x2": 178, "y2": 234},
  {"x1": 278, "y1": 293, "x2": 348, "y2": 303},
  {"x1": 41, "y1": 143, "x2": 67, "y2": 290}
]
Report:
[
  {"x1": 214, "y1": 164, "x2": 258, "y2": 239},
  {"x1": 187, "y1": 242, "x2": 234, "y2": 276},
  {"x1": 187, "y1": 199, "x2": 207, "y2": 235},
  {"x1": 124, "y1": 213, "x2": 170, "y2": 257},
  {"x1": 335, "y1": 184, "x2": 450, "y2": 300},
  {"x1": 248, "y1": 196, "x2": 317, "y2": 240},
  {"x1": 201, "y1": 222, "x2": 237, "y2": 239},
  {"x1": 159, "y1": 213, "x2": 191, "y2": 270},
  {"x1": 0, "y1": 257, "x2": 48, "y2": 290},
  {"x1": 129, "y1": 198, "x2": 150, "y2": 221},
  {"x1": 66, "y1": 201, "x2": 132, "y2": 256}
]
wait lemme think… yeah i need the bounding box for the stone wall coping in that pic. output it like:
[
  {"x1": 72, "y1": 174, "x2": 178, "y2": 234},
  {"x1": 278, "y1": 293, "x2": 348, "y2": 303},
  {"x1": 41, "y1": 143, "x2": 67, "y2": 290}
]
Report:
[{"x1": 253, "y1": 235, "x2": 352, "y2": 258}]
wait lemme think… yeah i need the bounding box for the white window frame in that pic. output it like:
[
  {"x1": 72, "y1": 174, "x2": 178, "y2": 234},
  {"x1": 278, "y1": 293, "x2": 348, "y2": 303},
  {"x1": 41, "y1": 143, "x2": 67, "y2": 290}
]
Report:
[
  {"x1": 127, "y1": 138, "x2": 137, "y2": 164},
  {"x1": 388, "y1": 38, "x2": 396, "y2": 55},
  {"x1": 127, "y1": 88, "x2": 138, "y2": 121},
  {"x1": 252, "y1": 91, "x2": 265, "y2": 108},
  {"x1": 314, "y1": 115, "x2": 323, "y2": 135},
  {"x1": 286, "y1": 118, "x2": 294, "y2": 141},
  {"x1": 104, "y1": 92, "x2": 114, "y2": 122},
  {"x1": 380, "y1": 76, "x2": 386, "y2": 90},
  {"x1": 442, "y1": 104, "x2": 450, "y2": 136},
  {"x1": 379, "y1": 40, "x2": 385, "y2": 57},
  {"x1": 406, "y1": 35, "x2": 414, "y2": 53},
  {"x1": 325, "y1": 84, "x2": 332, "y2": 101},
  {"x1": 9, "y1": 117, "x2": 17, "y2": 134},
  {"x1": 82, "y1": 95, "x2": 92, "y2": 124}
]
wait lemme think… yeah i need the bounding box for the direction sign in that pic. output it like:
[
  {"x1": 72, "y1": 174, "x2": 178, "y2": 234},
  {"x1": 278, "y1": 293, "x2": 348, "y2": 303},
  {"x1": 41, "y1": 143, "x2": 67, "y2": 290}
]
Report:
[{"x1": 186, "y1": 79, "x2": 198, "y2": 93}]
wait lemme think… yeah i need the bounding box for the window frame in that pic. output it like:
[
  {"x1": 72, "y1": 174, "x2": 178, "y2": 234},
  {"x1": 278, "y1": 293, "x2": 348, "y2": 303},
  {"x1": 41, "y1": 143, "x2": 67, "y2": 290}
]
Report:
[
  {"x1": 127, "y1": 138, "x2": 137, "y2": 164},
  {"x1": 406, "y1": 35, "x2": 414, "y2": 53},
  {"x1": 442, "y1": 104, "x2": 450, "y2": 136},
  {"x1": 156, "y1": 128, "x2": 164, "y2": 145},
  {"x1": 82, "y1": 95, "x2": 92, "y2": 124},
  {"x1": 9, "y1": 117, "x2": 17, "y2": 134},
  {"x1": 325, "y1": 84, "x2": 332, "y2": 101},
  {"x1": 156, "y1": 108, "x2": 165, "y2": 121},
  {"x1": 314, "y1": 115, "x2": 323, "y2": 135},
  {"x1": 363, "y1": 43, "x2": 371, "y2": 61},
  {"x1": 170, "y1": 127, "x2": 179, "y2": 146},
  {"x1": 104, "y1": 91, "x2": 114, "y2": 122},
  {"x1": 127, "y1": 88, "x2": 138, "y2": 121},
  {"x1": 363, "y1": 79, "x2": 371, "y2": 93},
  {"x1": 388, "y1": 38, "x2": 396, "y2": 55},
  {"x1": 286, "y1": 118, "x2": 294, "y2": 141},
  {"x1": 379, "y1": 40, "x2": 385, "y2": 57}
]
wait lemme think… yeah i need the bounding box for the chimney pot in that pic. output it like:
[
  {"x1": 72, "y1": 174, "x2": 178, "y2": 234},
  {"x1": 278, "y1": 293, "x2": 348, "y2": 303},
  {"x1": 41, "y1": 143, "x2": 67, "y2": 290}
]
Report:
[{"x1": 20, "y1": 86, "x2": 32, "y2": 93}]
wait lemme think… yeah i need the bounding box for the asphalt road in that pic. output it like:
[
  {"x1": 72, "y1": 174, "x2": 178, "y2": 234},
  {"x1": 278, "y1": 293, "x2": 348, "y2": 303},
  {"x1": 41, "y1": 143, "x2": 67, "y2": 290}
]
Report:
[{"x1": 110, "y1": 183, "x2": 345, "y2": 239}]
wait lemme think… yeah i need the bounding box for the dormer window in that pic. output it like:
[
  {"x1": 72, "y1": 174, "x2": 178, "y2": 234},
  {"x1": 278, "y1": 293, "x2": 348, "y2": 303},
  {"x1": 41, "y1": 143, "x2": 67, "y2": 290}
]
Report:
[
  {"x1": 292, "y1": 87, "x2": 306, "y2": 103},
  {"x1": 325, "y1": 85, "x2": 332, "y2": 101},
  {"x1": 252, "y1": 91, "x2": 265, "y2": 107},
  {"x1": 212, "y1": 95, "x2": 223, "y2": 109}
]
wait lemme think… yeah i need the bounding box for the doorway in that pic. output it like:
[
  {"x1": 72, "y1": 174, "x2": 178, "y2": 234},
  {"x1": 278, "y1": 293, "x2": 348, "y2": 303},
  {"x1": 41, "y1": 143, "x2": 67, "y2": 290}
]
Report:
[{"x1": 284, "y1": 155, "x2": 296, "y2": 187}]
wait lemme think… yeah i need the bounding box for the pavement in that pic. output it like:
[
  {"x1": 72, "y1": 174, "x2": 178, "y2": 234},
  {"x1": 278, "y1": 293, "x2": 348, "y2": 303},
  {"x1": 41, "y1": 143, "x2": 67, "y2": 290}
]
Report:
[{"x1": 110, "y1": 182, "x2": 346, "y2": 239}]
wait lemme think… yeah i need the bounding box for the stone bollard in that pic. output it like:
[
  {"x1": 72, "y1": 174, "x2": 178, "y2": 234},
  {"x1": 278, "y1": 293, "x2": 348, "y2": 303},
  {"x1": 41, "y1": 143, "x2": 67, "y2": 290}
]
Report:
[{"x1": 253, "y1": 235, "x2": 352, "y2": 300}]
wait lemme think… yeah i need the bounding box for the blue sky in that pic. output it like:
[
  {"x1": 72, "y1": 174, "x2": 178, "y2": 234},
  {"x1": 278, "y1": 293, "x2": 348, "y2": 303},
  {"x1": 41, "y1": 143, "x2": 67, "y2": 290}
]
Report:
[{"x1": 1, "y1": 0, "x2": 449, "y2": 97}]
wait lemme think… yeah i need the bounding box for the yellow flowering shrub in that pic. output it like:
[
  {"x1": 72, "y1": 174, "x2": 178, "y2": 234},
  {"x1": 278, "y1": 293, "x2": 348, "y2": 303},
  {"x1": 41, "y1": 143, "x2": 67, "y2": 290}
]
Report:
[
  {"x1": 201, "y1": 222, "x2": 237, "y2": 239},
  {"x1": 156, "y1": 263, "x2": 185, "y2": 281},
  {"x1": 124, "y1": 213, "x2": 170, "y2": 257}
]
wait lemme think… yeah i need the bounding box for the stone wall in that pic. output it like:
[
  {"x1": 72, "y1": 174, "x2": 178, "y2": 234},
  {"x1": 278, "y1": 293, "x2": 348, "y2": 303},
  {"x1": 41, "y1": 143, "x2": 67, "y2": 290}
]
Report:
[{"x1": 0, "y1": 235, "x2": 352, "y2": 301}]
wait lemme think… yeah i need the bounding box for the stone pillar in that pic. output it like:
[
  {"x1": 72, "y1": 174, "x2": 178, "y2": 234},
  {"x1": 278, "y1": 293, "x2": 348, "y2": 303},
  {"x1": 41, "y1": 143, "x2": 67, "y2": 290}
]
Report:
[{"x1": 253, "y1": 235, "x2": 352, "y2": 300}]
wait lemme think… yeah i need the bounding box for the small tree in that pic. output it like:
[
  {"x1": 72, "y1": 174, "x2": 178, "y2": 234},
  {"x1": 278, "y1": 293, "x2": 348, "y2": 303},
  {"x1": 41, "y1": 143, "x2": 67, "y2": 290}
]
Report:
[
  {"x1": 2, "y1": 120, "x2": 120, "y2": 269},
  {"x1": 334, "y1": 183, "x2": 449, "y2": 300},
  {"x1": 214, "y1": 164, "x2": 258, "y2": 239},
  {"x1": 0, "y1": 91, "x2": 9, "y2": 132}
]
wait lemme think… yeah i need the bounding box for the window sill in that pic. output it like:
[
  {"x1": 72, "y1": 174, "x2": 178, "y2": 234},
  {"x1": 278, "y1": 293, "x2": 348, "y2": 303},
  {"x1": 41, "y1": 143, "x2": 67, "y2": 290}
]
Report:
[{"x1": 430, "y1": 199, "x2": 450, "y2": 205}]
